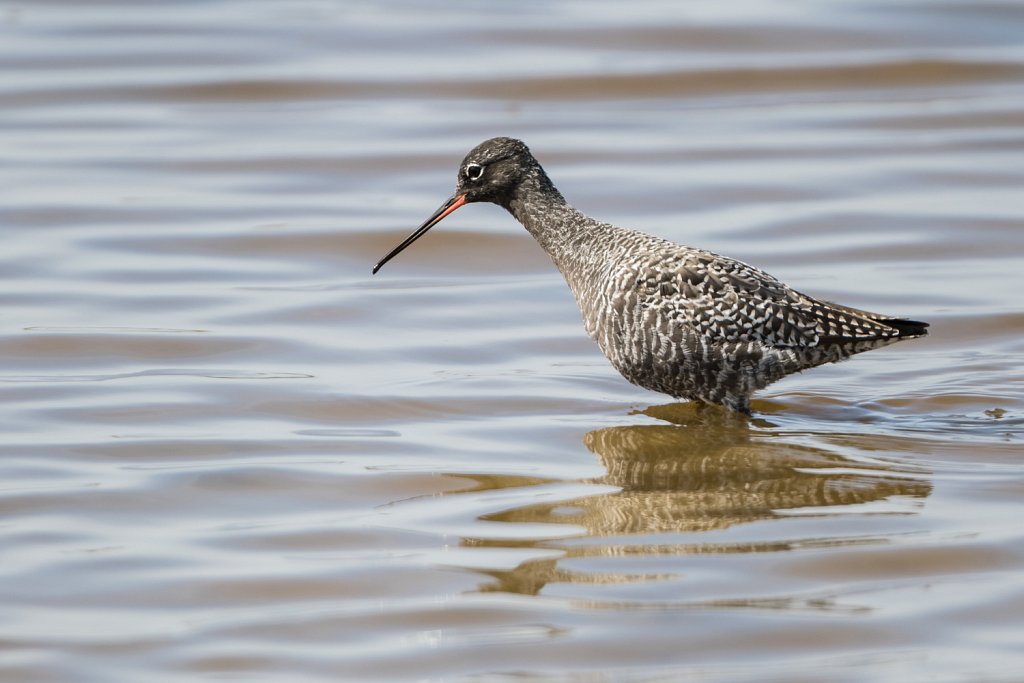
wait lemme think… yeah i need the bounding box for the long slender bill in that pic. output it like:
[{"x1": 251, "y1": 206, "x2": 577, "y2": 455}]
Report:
[{"x1": 372, "y1": 194, "x2": 468, "y2": 274}]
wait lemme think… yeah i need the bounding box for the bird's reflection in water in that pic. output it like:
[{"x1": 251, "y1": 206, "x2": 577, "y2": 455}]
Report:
[{"x1": 469, "y1": 403, "x2": 931, "y2": 596}]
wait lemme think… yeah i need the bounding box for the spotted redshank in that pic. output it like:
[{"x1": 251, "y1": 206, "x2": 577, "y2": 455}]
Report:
[{"x1": 372, "y1": 137, "x2": 928, "y2": 413}]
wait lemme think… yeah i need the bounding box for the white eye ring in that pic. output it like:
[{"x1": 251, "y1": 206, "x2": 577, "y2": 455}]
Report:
[{"x1": 465, "y1": 163, "x2": 484, "y2": 181}]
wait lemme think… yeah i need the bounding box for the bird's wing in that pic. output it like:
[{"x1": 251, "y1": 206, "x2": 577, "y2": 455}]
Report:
[{"x1": 631, "y1": 249, "x2": 922, "y2": 348}]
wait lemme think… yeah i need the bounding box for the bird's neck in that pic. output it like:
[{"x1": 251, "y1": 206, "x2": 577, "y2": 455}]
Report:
[{"x1": 504, "y1": 172, "x2": 604, "y2": 272}]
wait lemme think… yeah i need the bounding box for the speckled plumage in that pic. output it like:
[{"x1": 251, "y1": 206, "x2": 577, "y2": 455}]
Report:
[{"x1": 373, "y1": 137, "x2": 928, "y2": 413}]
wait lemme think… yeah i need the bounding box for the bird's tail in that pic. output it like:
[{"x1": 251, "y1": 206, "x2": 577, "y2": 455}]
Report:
[{"x1": 818, "y1": 299, "x2": 930, "y2": 339}]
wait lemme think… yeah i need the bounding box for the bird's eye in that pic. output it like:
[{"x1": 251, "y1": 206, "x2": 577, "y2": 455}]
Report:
[{"x1": 464, "y1": 163, "x2": 484, "y2": 181}]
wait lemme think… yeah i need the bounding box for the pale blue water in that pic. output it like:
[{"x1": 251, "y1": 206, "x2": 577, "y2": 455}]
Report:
[{"x1": 1, "y1": 1, "x2": 1023, "y2": 681}]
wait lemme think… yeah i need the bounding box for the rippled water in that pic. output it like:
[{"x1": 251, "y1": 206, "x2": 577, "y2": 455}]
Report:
[{"x1": 3, "y1": 1, "x2": 1024, "y2": 681}]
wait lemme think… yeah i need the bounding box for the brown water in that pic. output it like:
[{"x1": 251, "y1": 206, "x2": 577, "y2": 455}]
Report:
[{"x1": 3, "y1": 2, "x2": 1024, "y2": 681}]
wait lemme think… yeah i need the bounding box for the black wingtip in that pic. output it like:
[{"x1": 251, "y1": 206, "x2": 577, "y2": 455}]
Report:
[{"x1": 887, "y1": 318, "x2": 930, "y2": 337}]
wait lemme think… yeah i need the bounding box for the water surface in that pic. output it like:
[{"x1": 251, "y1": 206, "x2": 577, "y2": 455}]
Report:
[{"x1": 2, "y1": 1, "x2": 1023, "y2": 681}]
